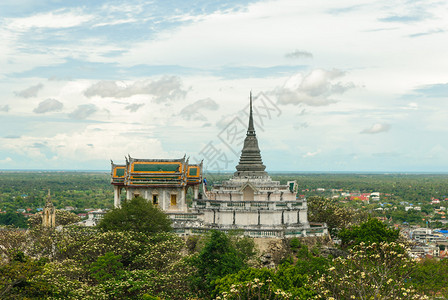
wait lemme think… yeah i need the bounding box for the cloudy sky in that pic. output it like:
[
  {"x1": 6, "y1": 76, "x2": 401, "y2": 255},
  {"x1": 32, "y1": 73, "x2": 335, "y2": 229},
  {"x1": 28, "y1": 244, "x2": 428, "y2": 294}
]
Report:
[{"x1": 1, "y1": 0, "x2": 448, "y2": 172}]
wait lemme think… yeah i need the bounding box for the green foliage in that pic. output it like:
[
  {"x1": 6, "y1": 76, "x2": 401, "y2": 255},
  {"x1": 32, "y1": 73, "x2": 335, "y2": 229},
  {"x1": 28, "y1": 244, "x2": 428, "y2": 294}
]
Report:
[
  {"x1": 0, "y1": 228, "x2": 28, "y2": 261},
  {"x1": 189, "y1": 230, "x2": 246, "y2": 296},
  {"x1": 313, "y1": 242, "x2": 426, "y2": 299},
  {"x1": 0, "y1": 252, "x2": 45, "y2": 299},
  {"x1": 98, "y1": 196, "x2": 172, "y2": 233},
  {"x1": 214, "y1": 244, "x2": 331, "y2": 299},
  {"x1": 18, "y1": 230, "x2": 193, "y2": 299},
  {"x1": 90, "y1": 252, "x2": 123, "y2": 283},
  {"x1": 186, "y1": 235, "x2": 202, "y2": 254},
  {"x1": 289, "y1": 237, "x2": 301, "y2": 251},
  {"x1": 0, "y1": 212, "x2": 28, "y2": 228},
  {"x1": 0, "y1": 171, "x2": 113, "y2": 211},
  {"x1": 412, "y1": 258, "x2": 448, "y2": 298},
  {"x1": 338, "y1": 218, "x2": 400, "y2": 249},
  {"x1": 215, "y1": 271, "x2": 293, "y2": 299},
  {"x1": 307, "y1": 196, "x2": 368, "y2": 235},
  {"x1": 229, "y1": 231, "x2": 257, "y2": 264}
]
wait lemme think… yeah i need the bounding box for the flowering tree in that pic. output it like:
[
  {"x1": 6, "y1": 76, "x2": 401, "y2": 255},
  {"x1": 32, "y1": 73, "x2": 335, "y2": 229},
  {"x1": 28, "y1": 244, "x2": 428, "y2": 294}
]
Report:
[
  {"x1": 313, "y1": 242, "x2": 427, "y2": 300},
  {"x1": 0, "y1": 227, "x2": 28, "y2": 261},
  {"x1": 27, "y1": 210, "x2": 81, "y2": 228},
  {"x1": 307, "y1": 196, "x2": 368, "y2": 235}
]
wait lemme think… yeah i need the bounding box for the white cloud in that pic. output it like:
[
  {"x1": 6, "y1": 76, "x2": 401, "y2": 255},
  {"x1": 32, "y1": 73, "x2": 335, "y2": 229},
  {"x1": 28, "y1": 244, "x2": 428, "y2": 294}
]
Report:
[
  {"x1": 0, "y1": 105, "x2": 9, "y2": 112},
  {"x1": 7, "y1": 9, "x2": 94, "y2": 31},
  {"x1": 124, "y1": 103, "x2": 145, "y2": 112},
  {"x1": 0, "y1": 123, "x2": 171, "y2": 166},
  {"x1": 33, "y1": 98, "x2": 63, "y2": 114},
  {"x1": 179, "y1": 98, "x2": 219, "y2": 121},
  {"x1": 15, "y1": 83, "x2": 43, "y2": 98},
  {"x1": 272, "y1": 69, "x2": 355, "y2": 106},
  {"x1": 84, "y1": 76, "x2": 188, "y2": 103},
  {"x1": 0, "y1": 157, "x2": 12, "y2": 164},
  {"x1": 285, "y1": 50, "x2": 313, "y2": 59},
  {"x1": 68, "y1": 104, "x2": 98, "y2": 119},
  {"x1": 360, "y1": 123, "x2": 391, "y2": 134},
  {"x1": 303, "y1": 150, "x2": 321, "y2": 158},
  {"x1": 402, "y1": 102, "x2": 418, "y2": 110}
]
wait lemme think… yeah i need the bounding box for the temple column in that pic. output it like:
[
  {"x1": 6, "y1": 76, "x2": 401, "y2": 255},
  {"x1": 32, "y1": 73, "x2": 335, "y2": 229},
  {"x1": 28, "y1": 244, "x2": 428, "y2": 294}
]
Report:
[
  {"x1": 114, "y1": 186, "x2": 121, "y2": 208},
  {"x1": 162, "y1": 190, "x2": 167, "y2": 210},
  {"x1": 193, "y1": 185, "x2": 199, "y2": 199}
]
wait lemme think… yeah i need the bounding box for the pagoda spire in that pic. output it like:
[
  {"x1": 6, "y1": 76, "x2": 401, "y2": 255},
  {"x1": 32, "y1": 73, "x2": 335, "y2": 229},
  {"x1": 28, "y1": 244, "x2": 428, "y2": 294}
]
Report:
[
  {"x1": 248, "y1": 91, "x2": 255, "y2": 134},
  {"x1": 234, "y1": 92, "x2": 267, "y2": 178}
]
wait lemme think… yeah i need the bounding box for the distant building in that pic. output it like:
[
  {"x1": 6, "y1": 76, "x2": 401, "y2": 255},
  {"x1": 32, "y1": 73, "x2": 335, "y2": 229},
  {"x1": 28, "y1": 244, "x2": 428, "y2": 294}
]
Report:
[
  {"x1": 411, "y1": 227, "x2": 446, "y2": 243},
  {"x1": 405, "y1": 206, "x2": 421, "y2": 211},
  {"x1": 42, "y1": 190, "x2": 56, "y2": 228},
  {"x1": 431, "y1": 198, "x2": 440, "y2": 204},
  {"x1": 79, "y1": 209, "x2": 106, "y2": 227},
  {"x1": 370, "y1": 192, "x2": 380, "y2": 201},
  {"x1": 111, "y1": 93, "x2": 328, "y2": 238}
]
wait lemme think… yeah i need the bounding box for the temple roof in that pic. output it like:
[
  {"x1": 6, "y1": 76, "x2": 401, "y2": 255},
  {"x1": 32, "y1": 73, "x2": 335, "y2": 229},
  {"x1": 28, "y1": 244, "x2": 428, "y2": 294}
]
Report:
[
  {"x1": 234, "y1": 92, "x2": 268, "y2": 178},
  {"x1": 110, "y1": 156, "x2": 202, "y2": 187}
]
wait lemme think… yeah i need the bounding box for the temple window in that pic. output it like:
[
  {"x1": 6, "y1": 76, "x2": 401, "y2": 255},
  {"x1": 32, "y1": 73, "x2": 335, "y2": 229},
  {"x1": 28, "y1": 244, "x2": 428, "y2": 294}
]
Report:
[
  {"x1": 243, "y1": 186, "x2": 254, "y2": 201},
  {"x1": 170, "y1": 194, "x2": 177, "y2": 206},
  {"x1": 152, "y1": 194, "x2": 159, "y2": 206}
]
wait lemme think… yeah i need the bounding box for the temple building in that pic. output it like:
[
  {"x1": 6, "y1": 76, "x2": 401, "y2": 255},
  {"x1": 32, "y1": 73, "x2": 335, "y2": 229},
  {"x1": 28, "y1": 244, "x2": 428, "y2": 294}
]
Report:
[
  {"x1": 42, "y1": 190, "x2": 56, "y2": 228},
  {"x1": 111, "y1": 94, "x2": 327, "y2": 238},
  {"x1": 111, "y1": 156, "x2": 202, "y2": 212}
]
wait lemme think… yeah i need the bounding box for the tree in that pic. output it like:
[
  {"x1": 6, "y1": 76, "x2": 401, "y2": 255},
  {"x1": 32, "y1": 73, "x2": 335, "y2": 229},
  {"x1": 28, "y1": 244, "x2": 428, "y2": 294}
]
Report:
[
  {"x1": 0, "y1": 251, "x2": 45, "y2": 299},
  {"x1": 313, "y1": 242, "x2": 426, "y2": 299},
  {"x1": 90, "y1": 252, "x2": 123, "y2": 283},
  {"x1": 307, "y1": 196, "x2": 368, "y2": 235},
  {"x1": 214, "y1": 243, "x2": 331, "y2": 299},
  {"x1": 27, "y1": 210, "x2": 81, "y2": 228},
  {"x1": 0, "y1": 212, "x2": 28, "y2": 228},
  {"x1": 97, "y1": 196, "x2": 172, "y2": 233},
  {"x1": 189, "y1": 230, "x2": 246, "y2": 296},
  {"x1": 0, "y1": 227, "x2": 28, "y2": 261},
  {"x1": 412, "y1": 258, "x2": 448, "y2": 298},
  {"x1": 338, "y1": 218, "x2": 400, "y2": 249}
]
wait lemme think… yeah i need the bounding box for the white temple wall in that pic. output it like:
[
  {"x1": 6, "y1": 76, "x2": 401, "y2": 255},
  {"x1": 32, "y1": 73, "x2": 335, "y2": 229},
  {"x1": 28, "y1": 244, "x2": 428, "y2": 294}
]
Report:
[
  {"x1": 236, "y1": 211, "x2": 258, "y2": 225},
  {"x1": 299, "y1": 210, "x2": 308, "y2": 224},
  {"x1": 202, "y1": 211, "x2": 214, "y2": 224},
  {"x1": 283, "y1": 193, "x2": 296, "y2": 201},
  {"x1": 218, "y1": 211, "x2": 233, "y2": 225},
  {"x1": 216, "y1": 193, "x2": 231, "y2": 201},
  {"x1": 284, "y1": 211, "x2": 297, "y2": 224},
  {"x1": 124, "y1": 187, "x2": 188, "y2": 212},
  {"x1": 260, "y1": 211, "x2": 281, "y2": 225},
  {"x1": 269, "y1": 193, "x2": 281, "y2": 201}
]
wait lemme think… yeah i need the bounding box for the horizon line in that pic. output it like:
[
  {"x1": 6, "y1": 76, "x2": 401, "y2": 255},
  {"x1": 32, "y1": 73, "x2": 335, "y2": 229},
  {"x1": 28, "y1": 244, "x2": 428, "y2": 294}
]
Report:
[{"x1": 1, "y1": 169, "x2": 448, "y2": 175}]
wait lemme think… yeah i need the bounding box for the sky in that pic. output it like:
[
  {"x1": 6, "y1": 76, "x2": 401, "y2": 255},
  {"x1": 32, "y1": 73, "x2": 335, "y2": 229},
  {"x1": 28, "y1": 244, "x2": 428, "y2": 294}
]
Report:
[{"x1": 1, "y1": 0, "x2": 448, "y2": 172}]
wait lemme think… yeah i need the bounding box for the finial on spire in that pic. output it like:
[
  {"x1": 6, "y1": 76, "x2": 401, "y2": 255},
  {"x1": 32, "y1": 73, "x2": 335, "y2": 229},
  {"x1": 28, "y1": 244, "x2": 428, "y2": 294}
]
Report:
[{"x1": 248, "y1": 91, "x2": 255, "y2": 134}]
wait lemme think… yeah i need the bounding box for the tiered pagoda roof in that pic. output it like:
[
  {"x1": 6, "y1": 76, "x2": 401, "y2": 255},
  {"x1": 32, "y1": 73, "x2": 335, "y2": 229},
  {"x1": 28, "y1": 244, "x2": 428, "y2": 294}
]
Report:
[{"x1": 234, "y1": 92, "x2": 268, "y2": 178}]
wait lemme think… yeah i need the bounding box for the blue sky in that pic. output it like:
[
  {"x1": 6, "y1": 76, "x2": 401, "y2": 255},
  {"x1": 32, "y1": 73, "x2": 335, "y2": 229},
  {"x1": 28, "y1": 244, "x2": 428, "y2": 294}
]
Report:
[{"x1": 1, "y1": 0, "x2": 448, "y2": 172}]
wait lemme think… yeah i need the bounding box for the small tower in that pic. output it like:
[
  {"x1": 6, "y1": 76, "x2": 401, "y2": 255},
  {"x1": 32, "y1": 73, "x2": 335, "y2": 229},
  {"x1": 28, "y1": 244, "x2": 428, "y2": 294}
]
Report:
[{"x1": 42, "y1": 189, "x2": 56, "y2": 228}]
